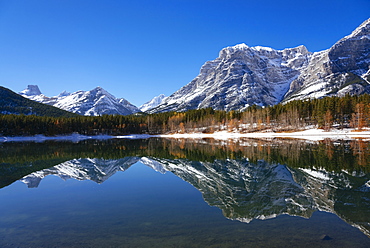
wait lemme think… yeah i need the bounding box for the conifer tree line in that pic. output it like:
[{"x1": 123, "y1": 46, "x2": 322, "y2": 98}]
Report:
[
  {"x1": 1, "y1": 94, "x2": 370, "y2": 136},
  {"x1": 1, "y1": 138, "x2": 368, "y2": 189}
]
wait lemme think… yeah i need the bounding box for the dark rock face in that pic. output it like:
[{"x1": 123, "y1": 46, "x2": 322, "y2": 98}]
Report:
[
  {"x1": 284, "y1": 19, "x2": 370, "y2": 102},
  {"x1": 329, "y1": 20, "x2": 370, "y2": 74},
  {"x1": 151, "y1": 44, "x2": 311, "y2": 113},
  {"x1": 151, "y1": 19, "x2": 370, "y2": 113}
]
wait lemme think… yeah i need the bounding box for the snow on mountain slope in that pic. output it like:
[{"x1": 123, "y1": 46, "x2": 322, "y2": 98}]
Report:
[
  {"x1": 283, "y1": 18, "x2": 370, "y2": 102},
  {"x1": 150, "y1": 44, "x2": 311, "y2": 113},
  {"x1": 20, "y1": 157, "x2": 140, "y2": 188},
  {"x1": 139, "y1": 94, "x2": 166, "y2": 112},
  {"x1": 19, "y1": 85, "x2": 42, "y2": 96},
  {"x1": 150, "y1": 18, "x2": 370, "y2": 113},
  {"x1": 19, "y1": 85, "x2": 140, "y2": 116},
  {"x1": 18, "y1": 154, "x2": 370, "y2": 236},
  {"x1": 18, "y1": 19, "x2": 370, "y2": 114}
]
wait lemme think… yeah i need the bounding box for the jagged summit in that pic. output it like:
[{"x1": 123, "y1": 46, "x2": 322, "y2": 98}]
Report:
[
  {"x1": 283, "y1": 18, "x2": 370, "y2": 102},
  {"x1": 344, "y1": 18, "x2": 370, "y2": 40},
  {"x1": 150, "y1": 18, "x2": 370, "y2": 113},
  {"x1": 139, "y1": 94, "x2": 166, "y2": 112},
  {"x1": 19, "y1": 85, "x2": 42, "y2": 96},
  {"x1": 0, "y1": 86, "x2": 76, "y2": 117},
  {"x1": 150, "y1": 43, "x2": 311, "y2": 113},
  {"x1": 19, "y1": 85, "x2": 140, "y2": 116},
  {"x1": 57, "y1": 90, "x2": 70, "y2": 97},
  {"x1": 15, "y1": 18, "x2": 370, "y2": 115}
]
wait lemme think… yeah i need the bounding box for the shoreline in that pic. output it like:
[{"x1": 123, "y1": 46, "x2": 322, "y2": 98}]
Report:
[
  {"x1": 2, "y1": 128, "x2": 370, "y2": 142},
  {"x1": 154, "y1": 128, "x2": 370, "y2": 141}
]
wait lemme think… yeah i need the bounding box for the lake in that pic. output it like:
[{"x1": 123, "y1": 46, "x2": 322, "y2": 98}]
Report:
[{"x1": 0, "y1": 138, "x2": 369, "y2": 247}]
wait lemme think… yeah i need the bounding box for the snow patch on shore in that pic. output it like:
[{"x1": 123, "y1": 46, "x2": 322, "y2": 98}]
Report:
[
  {"x1": 2, "y1": 128, "x2": 370, "y2": 142},
  {"x1": 155, "y1": 128, "x2": 370, "y2": 141}
]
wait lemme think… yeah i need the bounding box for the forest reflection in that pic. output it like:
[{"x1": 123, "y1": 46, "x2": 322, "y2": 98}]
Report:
[
  {"x1": 1, "y1": 138, "x2": 370, "y2": 186},
  {"x1": 0, "y1": 137, "x2": 369, "y2": 237}
]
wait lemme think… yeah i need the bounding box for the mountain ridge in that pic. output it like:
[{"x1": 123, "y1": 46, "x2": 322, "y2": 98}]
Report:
[
  {"x1": 149, "y1": 18, "x2": 370, "y2": 113},
  {"x1": 139, "y1": 94, "x2": 166, "y2": 112},
  {"x1": 0, "y1": 86, "x2": 77, "y2": 117},
  {"x1": 19, "y1": 85, "x2": 140, "y2": 116},
  {"x1": 11, "y1": 18, "x2": 370, "y2": 114}
]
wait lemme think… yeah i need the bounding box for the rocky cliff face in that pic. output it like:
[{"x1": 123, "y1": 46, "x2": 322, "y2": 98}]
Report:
[
  {"x1": 283, "y1": 18, "x2": 370, "y2": 102},
  {"x1": 142, "y1": 157, "x2": 369, "y2": 236},
  {"x1": 150, "y1": 18, "x2": 370, "y2": 113},
  {"x1": 150, "y1": 44, "x2": 311, "y2": 112}
]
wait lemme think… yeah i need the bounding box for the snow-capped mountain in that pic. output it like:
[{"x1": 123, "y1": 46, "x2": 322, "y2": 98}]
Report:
[
  {"x1": 0, "y1": 86, "x2": 77, "y2": 117},
  {"x1": 19, "y1": 85, "x2": 140, "y2": 116},
  {"x1": 150, "y1": 44, "x2": 310, "y2": 113},
  {"x1": 19, "y1": 85, "x2": 42, "y2": 96},
  {"x1": 284, "y1": 18, "x2": 370, "y2": 102},
  {"x1": 139, "y1": 94, "x2": 166, "y2": 112},
  {"x1": 150, "y1": 18, "x2": 370, "y2": 113},
  {"x1": 19, "y1": 155, "x2": 370, "y2": 236},
  {"x1": 140, "y1": 156, "x2": 370, "y2": 236},
  {"x1": 20, "y1": 157, "x2": 140, "y2": 188}
]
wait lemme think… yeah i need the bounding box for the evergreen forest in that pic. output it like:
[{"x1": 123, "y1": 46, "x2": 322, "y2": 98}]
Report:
[
  {"x1": 2, "y1": 94, "x2": 370, "y2": 136},
  {"x1": 1, "y1": 138, "x2": 369, "y2": 189},
  {"x1": 0, "y1": 86, "x2": 78, "y2": 117}
]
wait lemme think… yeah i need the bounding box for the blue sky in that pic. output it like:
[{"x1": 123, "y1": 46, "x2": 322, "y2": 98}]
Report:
[{"x1": 0, "y1": 0, "x2": 369, "y2": 106}]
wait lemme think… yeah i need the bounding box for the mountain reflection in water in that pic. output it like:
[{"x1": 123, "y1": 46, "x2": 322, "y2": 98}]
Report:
[{"x1": 1, "y1": 138, "x2": 369, "y2": 238}]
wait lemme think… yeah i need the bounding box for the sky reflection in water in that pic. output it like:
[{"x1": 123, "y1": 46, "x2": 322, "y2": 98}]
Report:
[{"x1": 0, "y1": 138, "x2": 369, "y2": 247}]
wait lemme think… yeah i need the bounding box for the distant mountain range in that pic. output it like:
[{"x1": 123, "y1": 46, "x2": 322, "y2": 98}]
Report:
[
  {"x1": 0, "y1": 86, "x2": 77, "y2": 117},
  {"x1": 18, "y1": 85, "x2": 168, "y2": 116},
  {"x1": 139, "y1": 94, "x2": 166, "y2": 112},
  {"x1": 2, "y1": 18, "x2": 369, "y2": 115},
  {"x1": 149, "y1": 18, "x2": 370, "y2": 113},
  {"x1": 20, "y1": 85, "x2": 141, "y2": 116}
]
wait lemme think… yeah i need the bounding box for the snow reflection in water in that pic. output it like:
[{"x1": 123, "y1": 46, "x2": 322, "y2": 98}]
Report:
[{"x1": 0, "y1": 138, "x2": 369, "y2": 247}]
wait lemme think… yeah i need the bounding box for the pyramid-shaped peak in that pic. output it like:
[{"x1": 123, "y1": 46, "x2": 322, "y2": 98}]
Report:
[
  {"x1": 57, "y1": 90, "x2": 70, "y2": 97},
  {"x1": 89, "y1": 86, "x2": 114, "y2": 98}
]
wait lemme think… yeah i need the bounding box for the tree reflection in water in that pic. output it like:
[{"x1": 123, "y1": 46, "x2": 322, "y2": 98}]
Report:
[{"x1": 1, "y1": 137, "x2": 369, "y2": 237}]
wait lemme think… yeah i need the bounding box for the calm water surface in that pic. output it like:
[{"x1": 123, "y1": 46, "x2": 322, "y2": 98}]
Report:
[{"x1": 0, "y1": 138, "x2": 369, "y2": 247}]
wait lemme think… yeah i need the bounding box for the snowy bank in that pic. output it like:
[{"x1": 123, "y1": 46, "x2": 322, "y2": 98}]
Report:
[
  {"x1": 155, "y1": 128, "x2": 370, "y2": 141},
  {"x1": 2, "y1": 128, "x2": 370, "y2": 142}
]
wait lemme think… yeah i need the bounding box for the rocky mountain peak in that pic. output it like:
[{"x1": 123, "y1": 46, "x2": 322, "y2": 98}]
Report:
[
  {"x1": 344, "y1": 18, "x2": 370, "y2": 40},
  {"x1": 57, "y1": 90, "x2": 70, "y2": 97},
  {"x1": 219, "y1": 43, "x2": 249, "y2": 57},
  {"x1": 281, "y1": 45, "x2": 310, "y2": 59},
  {"x1": 19, "y1": 85, "x2": 42, "y2": 96},
  {"x1": 139, "y1": 94, "x2": 166, "y2": 112},
  {"x1": 284, "y1": 18, "x2": 370, "y2": 102},
  {"x1": 327, "y1": 19, "x2": 370, "y2": 75},
  {"x1": 150, "y1": 18, "x2": 370, "y2": 112},
  {"x1": 19, "y1": 85, "x2": 140, "y2": 116},
  {"x1": 150, "y1": 43, "x2": 312, "y2": 113}
]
